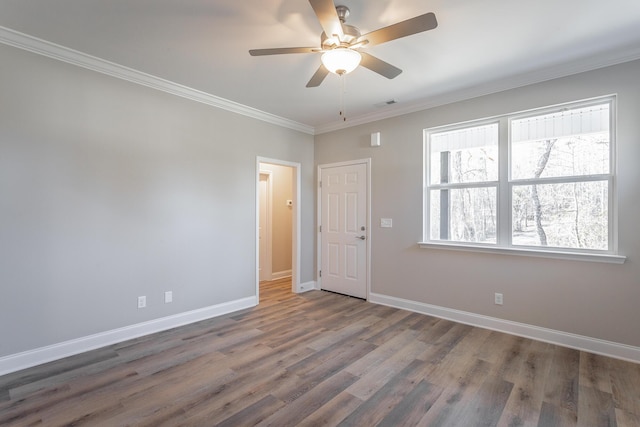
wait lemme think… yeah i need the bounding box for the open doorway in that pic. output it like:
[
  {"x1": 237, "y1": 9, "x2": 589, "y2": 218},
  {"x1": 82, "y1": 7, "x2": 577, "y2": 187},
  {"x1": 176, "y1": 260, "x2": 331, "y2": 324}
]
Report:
[{"x1": 256, "y1": 158, "x2": 300, "y2": 301}]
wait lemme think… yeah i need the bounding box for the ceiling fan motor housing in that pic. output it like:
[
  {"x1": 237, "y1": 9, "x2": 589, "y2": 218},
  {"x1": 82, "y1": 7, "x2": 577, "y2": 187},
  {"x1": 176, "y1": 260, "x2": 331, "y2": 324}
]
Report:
[{"x1": 321, "y1": 24, "x2": 361, "y2": 49}]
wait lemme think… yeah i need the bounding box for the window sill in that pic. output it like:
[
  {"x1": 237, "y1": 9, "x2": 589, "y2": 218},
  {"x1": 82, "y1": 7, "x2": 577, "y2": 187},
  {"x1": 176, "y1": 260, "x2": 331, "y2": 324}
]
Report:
[{"x1": 418, "y1": 242, "x2": 626, "y2": 264}]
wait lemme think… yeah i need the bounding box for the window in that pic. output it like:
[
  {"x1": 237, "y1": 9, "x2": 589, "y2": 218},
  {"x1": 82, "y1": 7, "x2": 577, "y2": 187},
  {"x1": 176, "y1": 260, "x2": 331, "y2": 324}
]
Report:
[
  {"x1": 423, "y1": 97, "x2": 619, "y2": 260},
  {"x1": 427, "y1": 122, "x2": 499, "y2": 244}
]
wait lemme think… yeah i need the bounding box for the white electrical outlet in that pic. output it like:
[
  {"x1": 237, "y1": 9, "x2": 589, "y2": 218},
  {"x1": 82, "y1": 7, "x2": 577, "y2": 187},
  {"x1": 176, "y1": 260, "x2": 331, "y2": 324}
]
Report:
[
  {"x1": 138, "y1": 296, "x2": 147, "y2": 308},
  {"x1": 494, "y1": 293, "x2": 503, "y2": 305},
  {"x1": 164, "y1": 291, "x2": 173, "y2": 303}
]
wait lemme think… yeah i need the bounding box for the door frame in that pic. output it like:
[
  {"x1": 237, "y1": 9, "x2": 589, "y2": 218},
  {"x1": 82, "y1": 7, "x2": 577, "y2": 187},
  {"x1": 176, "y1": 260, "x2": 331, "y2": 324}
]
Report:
[
  {"x1": 258, "y1": 171, "x2": 273, "y2": 282},
  {"x1": 256, "y1": 157, "x2": 301, "y2": 300},
  {"x1": 317, "y1": 158, "x2": 372, "y2": 300}
]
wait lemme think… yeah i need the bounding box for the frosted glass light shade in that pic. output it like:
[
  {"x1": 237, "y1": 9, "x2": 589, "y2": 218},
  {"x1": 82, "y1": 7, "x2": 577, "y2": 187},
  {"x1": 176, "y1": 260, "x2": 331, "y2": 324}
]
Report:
[{"x1": 321, "y1": 48, "x2": 362, "y2": 75}]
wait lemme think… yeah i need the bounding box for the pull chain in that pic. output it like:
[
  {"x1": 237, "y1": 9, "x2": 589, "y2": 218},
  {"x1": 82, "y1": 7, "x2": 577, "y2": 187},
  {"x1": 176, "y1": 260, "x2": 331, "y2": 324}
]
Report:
[{"x1": 339, "y1": 73, "x2": 347, "y2": 121}]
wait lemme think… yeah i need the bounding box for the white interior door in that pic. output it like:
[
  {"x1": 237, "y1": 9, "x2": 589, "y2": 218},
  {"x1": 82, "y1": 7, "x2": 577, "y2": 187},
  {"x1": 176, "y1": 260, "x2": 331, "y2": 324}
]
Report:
[{"x1": 320, "y1": 162, "x2": 368, "y2": 299}]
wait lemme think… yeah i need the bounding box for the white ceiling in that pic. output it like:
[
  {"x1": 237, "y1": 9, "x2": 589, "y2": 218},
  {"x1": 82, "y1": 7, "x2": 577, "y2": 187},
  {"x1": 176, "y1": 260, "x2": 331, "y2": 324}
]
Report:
[{"x1": 1, "y1": 0, "x2": 640, "y2": 133}]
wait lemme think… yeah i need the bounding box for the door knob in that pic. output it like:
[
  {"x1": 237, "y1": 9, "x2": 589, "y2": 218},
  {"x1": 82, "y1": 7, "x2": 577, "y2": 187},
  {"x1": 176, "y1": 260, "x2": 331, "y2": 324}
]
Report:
[{"x1": 356, "y1": 235, "x2": 366, "y2": 240}]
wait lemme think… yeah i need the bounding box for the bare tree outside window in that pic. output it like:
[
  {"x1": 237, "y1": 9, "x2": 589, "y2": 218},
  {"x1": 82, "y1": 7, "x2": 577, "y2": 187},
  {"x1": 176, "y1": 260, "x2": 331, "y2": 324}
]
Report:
[
  {"x1": 511, "y1": 104, "x2": 610, "y2": 250},
  {"x1": 426, "y1": 99, "x2": 613, "y2": 253}
]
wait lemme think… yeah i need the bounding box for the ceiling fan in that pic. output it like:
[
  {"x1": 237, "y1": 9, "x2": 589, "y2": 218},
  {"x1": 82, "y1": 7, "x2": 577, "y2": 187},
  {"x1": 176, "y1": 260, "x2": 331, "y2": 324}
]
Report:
[{"x1": 249, "y1": 0, "x2": 438, "y2": 87}]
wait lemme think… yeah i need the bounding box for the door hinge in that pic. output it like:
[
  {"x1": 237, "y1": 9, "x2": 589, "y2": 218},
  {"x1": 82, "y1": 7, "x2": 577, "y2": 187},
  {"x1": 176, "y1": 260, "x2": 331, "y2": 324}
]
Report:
[
  {"x1": 319, "y1": 181, "x2": 322, "y2": 188},
  {"x1": 319, "y1": 225, "x2": 322, "y2": 233},
  {"x1": 319, "y1": 270, "x2": 322, "y2": 278}
]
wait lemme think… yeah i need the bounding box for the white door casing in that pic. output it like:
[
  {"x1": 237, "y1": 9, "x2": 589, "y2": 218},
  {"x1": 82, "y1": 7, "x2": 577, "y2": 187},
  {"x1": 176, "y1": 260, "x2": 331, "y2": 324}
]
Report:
[
  {"x1": 256, "y1": 157, "x2": 301, "y2": 298},
  {"x1": 258, "y1": 172, "x2": 272, "y2": 282},
  {"x1": 319, "y1": 160, "x2": 370, "y2": 299}
]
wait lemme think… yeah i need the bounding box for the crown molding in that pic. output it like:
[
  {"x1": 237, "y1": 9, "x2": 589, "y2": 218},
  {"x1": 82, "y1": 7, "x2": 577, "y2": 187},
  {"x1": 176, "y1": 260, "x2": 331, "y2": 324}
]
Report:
[
  {"x1": 0, "y1": 26, "x2": 314, "y2": 135},
  {"x1": 4, "y1": 24, "x2": 640, "y2": 137},
  {"x1": 315, "y1": 45, "x2": 640, "y2": 134}
]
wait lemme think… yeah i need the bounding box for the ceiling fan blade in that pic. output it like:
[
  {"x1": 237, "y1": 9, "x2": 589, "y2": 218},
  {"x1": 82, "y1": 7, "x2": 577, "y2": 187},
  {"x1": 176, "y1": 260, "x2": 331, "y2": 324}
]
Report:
[
  {"x1": 249, "y1": 47, "x2": 319, "y2": 56},
  {"x1": 306, "y1": 64, "x2": 330, "y2": 87},
  {"x1": 359, "y1": 12, "x2": 437, "y2": 47},
  {"x1": 309, "y1": 0, "x2": 344, "y2": 39},
  {"x1": 360, "y1": 52, "x2": 402, "y2": 79}
]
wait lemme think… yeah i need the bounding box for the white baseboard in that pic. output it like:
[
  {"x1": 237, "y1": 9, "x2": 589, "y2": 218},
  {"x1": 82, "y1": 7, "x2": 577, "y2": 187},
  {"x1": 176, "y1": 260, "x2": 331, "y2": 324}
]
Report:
[
  {"x1": 272, "y1": 270, "x2": 292, "y2": 280},
  {"x1": 0, "y1": 296, "x2": 257, "y2": 377},
  {"x1": 369, "y1": 292, "x2": 640, "y2": 364},
  {"x1": 297, "y1": 280, "x2": 317, "y2": 293}
]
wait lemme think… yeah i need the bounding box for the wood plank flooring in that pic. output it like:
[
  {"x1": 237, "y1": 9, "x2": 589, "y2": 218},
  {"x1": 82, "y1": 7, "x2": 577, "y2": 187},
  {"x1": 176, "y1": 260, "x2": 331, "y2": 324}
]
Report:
[{"x1": 1, "y1": 278, "x2": 639, "y2": 426}]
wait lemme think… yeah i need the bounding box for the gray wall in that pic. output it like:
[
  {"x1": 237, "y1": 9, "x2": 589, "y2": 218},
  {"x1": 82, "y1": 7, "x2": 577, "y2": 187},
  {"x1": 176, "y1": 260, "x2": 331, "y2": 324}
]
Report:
[
  {"x1": 0, "y1": 44, "x2": 314, "y2": 358},
  {"x1": 315, "y1": 59, "x2": 640, "y2": 348},
  {"x1": 2, "y1": 37, "x2": 639, "y2": 361}
]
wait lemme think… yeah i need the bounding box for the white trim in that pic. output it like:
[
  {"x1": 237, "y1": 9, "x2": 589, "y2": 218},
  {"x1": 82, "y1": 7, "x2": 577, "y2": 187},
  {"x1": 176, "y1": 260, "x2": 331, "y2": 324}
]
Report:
[
  {"x1": 258, "y1": 171, "x2": 273, "y2": 282},
  {"x1": 422, "y1": 95, "x2": 623, "y2": 262},
  {"x1": 4, "y1": 25, "x2": 639, "y2": 137},
  {"x1": 293, "y1": 163, "x2": 302, "y2": 294},
  {"x1": 297, "y1": 280, "x2": 317, "y2": 293},
  {"x1": 314, "y1": 46, "x2": 640, "y2": 134},
  {"x1": 370, "y1": 292, "x2": 640, "y2": 364},
  {"x1": 272, "y1": 270, "x2": 292, "y2": 280},
  {"x1": 418, "y1": 242, "x2": 626, "y2": 264},
  {"x1": 0, "y1": 26, "x2": 313, "y2": 135},
  {"x1": 256, "y1": 158, "x2": 302, "y2": 296},
  {"x1": 317, "y1": 159, "x2": 372, "y2": 300},
  {"x1": 0, "y1": 296, "x2": 257, "y2": 376}
]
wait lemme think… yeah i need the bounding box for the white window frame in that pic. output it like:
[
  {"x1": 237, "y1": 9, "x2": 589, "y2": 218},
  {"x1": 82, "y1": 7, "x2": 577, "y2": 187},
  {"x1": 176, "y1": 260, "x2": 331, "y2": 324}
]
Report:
[{"x1": 420, "y1": 95, "x2": 625, "y2": 264}]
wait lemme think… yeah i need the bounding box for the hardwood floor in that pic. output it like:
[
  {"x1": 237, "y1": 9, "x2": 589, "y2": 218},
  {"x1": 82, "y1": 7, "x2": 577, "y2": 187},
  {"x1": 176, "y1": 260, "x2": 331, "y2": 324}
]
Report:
[{"x1": 1, "y1": 278, "x2": 639, "y2": 426}]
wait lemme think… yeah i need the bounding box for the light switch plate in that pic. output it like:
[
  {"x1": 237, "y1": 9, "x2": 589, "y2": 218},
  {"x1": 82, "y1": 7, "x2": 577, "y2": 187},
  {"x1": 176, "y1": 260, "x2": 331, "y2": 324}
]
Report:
[{"x1": 380, "y1": 218, "x2": 393, "y2": 228}]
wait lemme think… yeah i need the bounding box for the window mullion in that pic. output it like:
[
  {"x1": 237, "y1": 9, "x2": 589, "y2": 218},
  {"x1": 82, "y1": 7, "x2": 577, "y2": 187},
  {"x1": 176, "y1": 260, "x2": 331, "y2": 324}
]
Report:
[
  {"x1": 429, "y1": 181, "x2": 498, "y2": 190},
  {"x1": 609, "y1": 99, "x2": 617, "y2": 253},
  {"x1": 498, "y1": 118, "x2": 510, "y2": 247},
  {"x1": 511, "y1": 174, "x2": 611, "y2": 186}
]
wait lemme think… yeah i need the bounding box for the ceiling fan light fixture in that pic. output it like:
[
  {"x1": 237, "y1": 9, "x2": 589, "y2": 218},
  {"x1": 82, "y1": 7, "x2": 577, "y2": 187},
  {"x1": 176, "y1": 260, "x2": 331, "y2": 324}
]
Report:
[{"x1": 321, "y1": 47, "x2": 361, "y2": 75}]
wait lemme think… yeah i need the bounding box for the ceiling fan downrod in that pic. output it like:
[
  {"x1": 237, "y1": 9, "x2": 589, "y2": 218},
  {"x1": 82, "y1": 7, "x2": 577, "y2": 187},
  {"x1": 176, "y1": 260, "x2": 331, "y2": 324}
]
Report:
[{"x1": 335, "y1": 5, "x2": 350, "y2": 23}]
